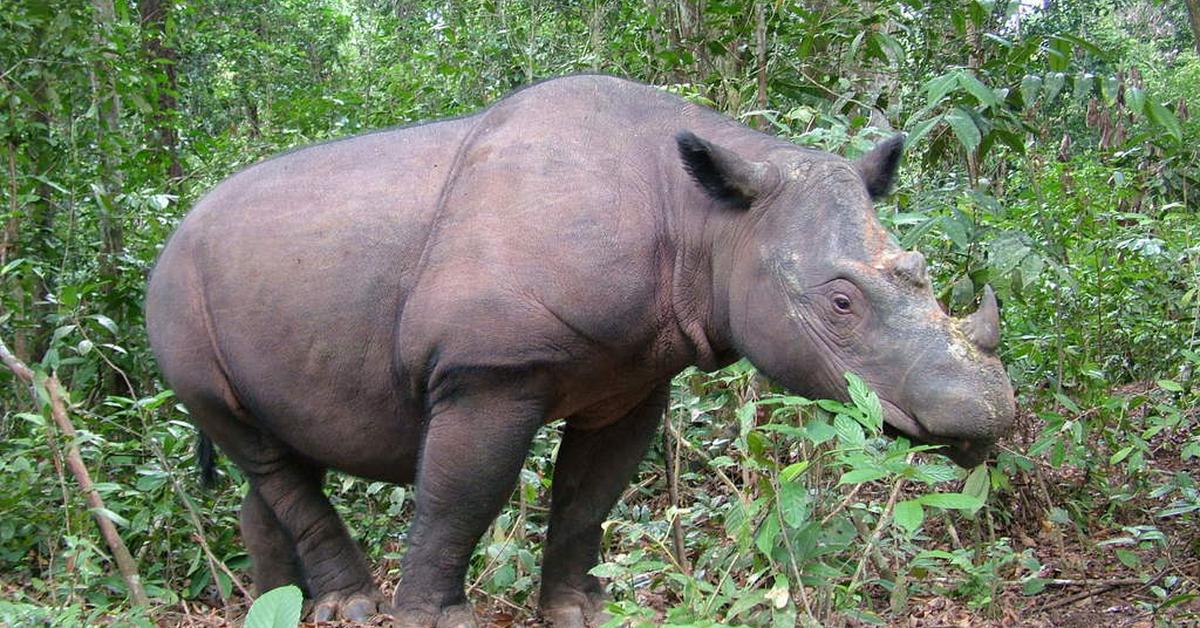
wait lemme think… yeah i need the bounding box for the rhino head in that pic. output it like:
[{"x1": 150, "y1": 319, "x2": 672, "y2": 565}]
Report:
[{"x1": 678, "y1": 131, "x2": 1014, "y2": 467}]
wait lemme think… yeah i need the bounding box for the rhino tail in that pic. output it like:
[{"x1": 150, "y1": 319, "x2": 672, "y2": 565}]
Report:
[{"x1": 197, "y1": 431, "x2": 217, "y2": 487}]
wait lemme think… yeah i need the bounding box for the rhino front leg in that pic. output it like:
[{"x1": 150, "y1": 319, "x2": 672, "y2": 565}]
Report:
[
  {"x1": 393, "y1": 383, "x2": 545, "y2": 628},
  {"x1": 540, "y1": 384, "x2": 668, "y2": 627}
]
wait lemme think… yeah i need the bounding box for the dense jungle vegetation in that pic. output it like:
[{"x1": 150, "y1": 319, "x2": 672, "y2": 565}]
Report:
[{"x1": 2, "y1": 0, "x2": 1199, "y2": 625}]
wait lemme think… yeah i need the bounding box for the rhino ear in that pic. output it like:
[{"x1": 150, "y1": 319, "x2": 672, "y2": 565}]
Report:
[
  {"x1": 855, "y1": 134, "x2": 905, "y2": 200},
  {"x1": 676, "y1": 131, "x2": 768, "y2": 210}
]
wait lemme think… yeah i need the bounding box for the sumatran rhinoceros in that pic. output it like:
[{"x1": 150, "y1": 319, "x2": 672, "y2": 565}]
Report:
[{"x1": 146, "y1": 75, "x2": 1014, "y2": 627}]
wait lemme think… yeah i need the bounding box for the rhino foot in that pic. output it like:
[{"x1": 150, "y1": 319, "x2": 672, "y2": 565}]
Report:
[
  {"x1": 394, "y1": 603, "x2": 477, "y2": 628},
  {"x1": 542, "y1": 590, "x2": 613, "y2": 627},
  {"x1": 311, "y1": 587, "x2": 389, "y2": 623}
]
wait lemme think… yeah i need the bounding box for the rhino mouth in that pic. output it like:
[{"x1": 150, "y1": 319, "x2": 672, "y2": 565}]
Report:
[{"x1": 880, "y1": 400, "x2": 989, "y2": 468}]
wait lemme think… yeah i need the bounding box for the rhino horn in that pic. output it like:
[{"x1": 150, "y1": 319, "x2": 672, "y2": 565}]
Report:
[{"x1": 964, "y1": 285, "x2": 1000, "y2": 353}]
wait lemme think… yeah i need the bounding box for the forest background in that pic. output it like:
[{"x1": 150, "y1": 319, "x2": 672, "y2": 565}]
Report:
[{"x1": 1, "y1": 0, "x2": 1199, "y2": 625}]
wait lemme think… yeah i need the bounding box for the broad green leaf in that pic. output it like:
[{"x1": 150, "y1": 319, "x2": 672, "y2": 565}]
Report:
[
  {"x1": 1047, "y1": 35, "x2": 1072, "y2": 71},
  {"x1": 845, "y1": 372, "x2": 883, "y2": 433},
  {"x1": 944, "y1": 107, "x2": 980, "y2": 153},
  {"x1": 1110, "y1": 446, "x2": 1135, "y2": 465},
  {"x1": 755, "y1": 507, "x2": 781, "y2": 556},
  {"x1": 780, "y1": 460, "x2": 810, "y2": 482},
  {"x1": 778, "y1": 481, "x2": 809, "y2": 527},
  {"x1": 1043, "y1": 72, "x2": 1066, "y2": 103},
  {"x1": 736, "y1": 401, "x2": 757, "y2": 450},
  {"x1": 1145, "y1": 99, "x2": 1182, "y2": 142},
  {"x1": 1022, "y1": 578, "x2": 1049, "y2": 595},
  {"x1": 1159, "y1": 593, "x2": 1200, "y2": 610},
  {"x1": 918, "y1": 492, "x2": 983, "y2": 511},
  {"x1": 90, "y1": 507, "x2": 129, "y2": 528},
  {"x1": 914, "y1": 463, "x2": 959, "y2": 484},
  {"x1": 1073, "y1": 72, "x2": 1094, "y2": 102},
  {"x1": 1157, "y1": 379, "x2": 1183, "y2": 392},
  {"x1": 838, "y1": 467, "x2": 888, "y2": 485},
  {"x1": 924, "y1": 71, "x2": 960, "y2": 107},
  {"x1": 899, "y1": 215, "x2": 941, "y2": 249},
  {"x1": 1052, "y1": 392, "x2": 1081, "y2": 414},
  {"x1": 939, "y1": 209, "x2": 973, "y2": 252},
  {"x1": 1126, "y1": 86, "x2": 1145, "y2": 115},
  {"x1": 90, "y1": 314, "x2": 119, "y2": 335},
  {"x1": 1100, "y1": 75, "x2": 1120, "y2": 105},
  {"x1": 963, "y1": 464, "x2": 990, "y2": 504},
  {"x1": 52, "y1": 324, "x2": 77, "y2": 343},
  {"x1": 805, "y1": 419, "x2": 837, "y2": 445},
  {"x1": 893, "y1": 499, "x2": 924, "y2": 534},
  {"x1": 817, "y1": 398, "x2": 852, "y2": 414},
  {"x1": 958, "y1": 72, "x2": 999, "y2": 107},
  {"x1": 1157, "y1": 503, "x2": 1200, "y2": 518},
  {"x1": 1114, "y1": 548, "x2": 1140, "y2": 568},
  {"x1": 871, "y1": 31, "x2": 904, "y2": 64},
  {"x1": 216, "y1": 570, "x2": 233, "y2": 601},
  {"x1": 1019, "y1": 74, "x2": 1041, "y2": 108},
  {"x1": 833, "y1": 414, "x2": 866, "y2": 448},
  {"x1": 906, "y1": 113, "x2": 943, "y2": 147},
  {"x1": 724, "y1": 498, "x2": 760, "y2": 544},
  {"x1": 726, "y1": 589, "x2": 769, "y2": 620}
]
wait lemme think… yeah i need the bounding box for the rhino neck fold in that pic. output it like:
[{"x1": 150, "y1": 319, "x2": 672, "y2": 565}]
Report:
[{"x1": 668, "y1": 197, "x2": 743, "y2": 372}]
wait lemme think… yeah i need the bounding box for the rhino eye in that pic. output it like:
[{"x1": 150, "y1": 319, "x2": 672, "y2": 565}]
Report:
[{"x1": 832, "y1": 294, "x2": 853, "y2": 313}]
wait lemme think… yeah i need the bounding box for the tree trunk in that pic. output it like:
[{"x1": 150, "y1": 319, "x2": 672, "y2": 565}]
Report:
[
  {"x1": 1186, "y1": 0, "x2": 1200, "y2": 56},
  {"x1": 138, "y1": 0, "x2": 183, "y2": 182},
  {"x1": 90, "y1": 0, "x2": 126, "y2": 285},
  {"x1": 1, "y1": 143, "x2": 17, "y2": 270},
  {"x1": 753, "y1": 0, "x2": 768, "y2": 130}
]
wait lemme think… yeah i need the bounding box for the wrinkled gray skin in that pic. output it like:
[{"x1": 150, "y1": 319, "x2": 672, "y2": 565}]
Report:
[{"x1": 146, "y1": 76, "x2": 1014, "y2": 627}]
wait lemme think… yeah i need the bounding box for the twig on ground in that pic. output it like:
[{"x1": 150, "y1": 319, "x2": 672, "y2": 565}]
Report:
[{"x1": 1038, "y1": 569, "x2": 1170, "y2": 611}]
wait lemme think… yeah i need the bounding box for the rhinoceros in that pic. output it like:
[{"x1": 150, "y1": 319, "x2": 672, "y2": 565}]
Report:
[{"x1": 146, "y1": 75, "x2": 1014, "y2": 627}]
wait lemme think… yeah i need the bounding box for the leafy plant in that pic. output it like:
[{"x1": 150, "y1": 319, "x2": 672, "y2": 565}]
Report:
[{"x1": 243, "y1": 585, "x2": 302, "y2": 628}]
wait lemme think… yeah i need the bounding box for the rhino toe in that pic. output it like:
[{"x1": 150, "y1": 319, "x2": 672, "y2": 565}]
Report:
[
  {"x1": 542, "y1": 590, "x2": 613, "y2": 627},
  {"x1": 438, "y1": 603, "x2": 477, "y2": 628},
  {"x1": 394, "y1": 603, "x2": 477, "y2": 628},
  {"x1": 311, "y1": 588, "x2": 386, "y2": 622}
]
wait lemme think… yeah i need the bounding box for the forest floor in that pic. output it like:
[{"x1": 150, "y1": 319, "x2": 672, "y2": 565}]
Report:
[
  {"x1": 15, "y1": 388, "x2": 1200, "y2": 627},
  {"x1": 152, "y1": 396, "x2": 1200, "y2": 624}
]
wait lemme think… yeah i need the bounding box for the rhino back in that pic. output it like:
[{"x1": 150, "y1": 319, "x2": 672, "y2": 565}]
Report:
[{"x1": 151, "y1": 115, "x2": 477, "y2": 477}]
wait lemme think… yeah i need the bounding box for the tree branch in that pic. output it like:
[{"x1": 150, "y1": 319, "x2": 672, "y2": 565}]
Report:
[{"x1": 0, "y1": 335, "x2": 150, "y2": 607}]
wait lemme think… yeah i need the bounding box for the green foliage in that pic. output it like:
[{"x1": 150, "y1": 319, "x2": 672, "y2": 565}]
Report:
[
  {"x1": 1, "y1": 0, "x2": 1199, "y2": 624},
  {"x1": 243, "y1": 585, "x2": 302, "y2": 628},
  {"x1": 592, "y1": 371, "x2": 1001, "y2": 625}
]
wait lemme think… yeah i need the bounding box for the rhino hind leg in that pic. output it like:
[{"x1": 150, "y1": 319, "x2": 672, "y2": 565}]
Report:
[
  {"x1": 238, "y1": 442, "x2": 385, "y2": 622},
  {"x1": 240, "y1": 486, "x2": 305, "y2": 594},
  {"x1": 540, "y1": 384, "x2": 668, "y2": 627},
  {"x1": 179, "y1": 390, "x2": 385, "y2": 621}
]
